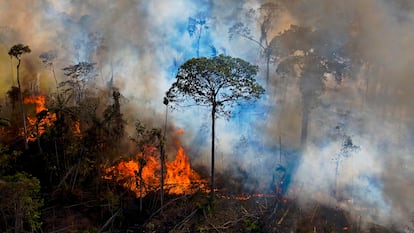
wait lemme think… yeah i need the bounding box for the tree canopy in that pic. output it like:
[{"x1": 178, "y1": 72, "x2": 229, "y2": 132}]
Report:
[
  {"x1": 166, "y1": 54, "x2": 265, "y2": 118},
  {"x1": 8, "y1": 44, "x2": 31, "y2": 60}
]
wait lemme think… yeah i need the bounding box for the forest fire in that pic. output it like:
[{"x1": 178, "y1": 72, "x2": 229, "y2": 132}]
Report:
[
  {"x1": 104, "y1": 130, "x2": 206, "y2": 197},
  {"x1": 23, "y1": 95, "x2": 56, "y2": 141},
  {"x1": 23, "y1": 96, "x2": 47, "y2": 113}
]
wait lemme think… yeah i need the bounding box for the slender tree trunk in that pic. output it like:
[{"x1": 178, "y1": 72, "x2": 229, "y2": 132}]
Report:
[
  {"x1": 55, "y1": 139, "x2": 59, "y2": 169},
  {"x1": 14, "y1": 203, "x2": 19, "y2": 233},
  {"x1": 279, "y1": 136, "x2": 282, "y2": 164},
  {"x1": 52, "y1": 64, "x2": 59, "y2": 93},
  {"x1": 139, "y1": 173, "x2": 143, "y2": 212},
  {"x1": 300, "y1": 107, "x2": 309, "y2": 151},
  {"x1": 160, "y1": 104, "x2": 168, "y2": 212},
  {"x1": 16, "y1": 59, "x2": 28, "y2": 150},
  {"x1": 36, "y1": 123, "x2": 42, "y2": 153},
  {"x1": 196, "y1": 27, "x2": 202, "y2": 58},
  {"x1": 265, "y1": 48, "x2": 270, "y2": 85},
  {"x1": 210, "y1": 104, "x2": 216, "y2": 201},
  {"x1": 10, "y1": 57, "x2": 15, "y2": 86},
  {"x1": 160, "y1": 144, "x2": 164, "y2": 208}
]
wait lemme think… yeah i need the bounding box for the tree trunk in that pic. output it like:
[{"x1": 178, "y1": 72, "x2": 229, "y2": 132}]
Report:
[
  {"x1": 139, "y1": 174, "x2": 143, "y2": 212},
  {"x1": 36, "y1": 123, "x2": 43, "y2": 154},
  {"x1": 196, "y1": 26, "x2": 202, "y2": 58},
  {"x1": 10, "y1": 57, "x2": 15, "y2": 86},
  {"x1": 300, "y1": 107, "x2": 310, "y2": 151},
  {"x1": 160, "y1": 105, "x2": 168, "y2": 212},
  {"x1": 55, "y1": 139, "x2": 59, "y2": 169},
  {"x1": 210, "y1": 104, "x2": 216, "y2": 201},
  {"x1": 52, "y1": 64, "x2": 59, "y2": 93},
  {"x1": 265, "y1": 48, "x2": 270, "y2": 85},
  {"x1": 16, "y1": 59, "x2": 28, "y2": 150}
]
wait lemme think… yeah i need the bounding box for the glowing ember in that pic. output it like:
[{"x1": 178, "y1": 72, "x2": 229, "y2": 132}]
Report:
[
  {"x1": 104, "y1": 130, "x2": 206, "y2": 197},
  {"x1": 73, "y1": 120, "x2": 81, "y2": 136}
]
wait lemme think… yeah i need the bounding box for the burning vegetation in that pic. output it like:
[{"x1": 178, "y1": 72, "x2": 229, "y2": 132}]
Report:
[
  {"x1": 23, "y1": 95, "x2": 56, "y2": 141},
  {"x1": 1, "y1": 0, "x2": 414, "y2": 232},
  {"x1": 104, "y1": 130, "x2": 206, "y2": 197}
]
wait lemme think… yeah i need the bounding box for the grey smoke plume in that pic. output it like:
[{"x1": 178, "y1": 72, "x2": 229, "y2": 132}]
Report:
[{"x1": 1, "y1": 0, "x2": 414, "y2": 230}]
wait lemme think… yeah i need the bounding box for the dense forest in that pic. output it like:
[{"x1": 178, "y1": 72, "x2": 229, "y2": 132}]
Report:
[{"x1": 1, "y1": 0, "x2": 414, "y2": 232}]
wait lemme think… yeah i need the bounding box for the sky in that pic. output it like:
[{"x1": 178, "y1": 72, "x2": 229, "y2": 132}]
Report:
[{"x1": 1, "y1": 0, "x2": 414, "y2": 231}]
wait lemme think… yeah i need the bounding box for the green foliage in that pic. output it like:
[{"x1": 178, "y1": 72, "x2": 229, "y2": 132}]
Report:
[
  {"x1": 0, "y1": 146, "x2": 21, "y2": 175},
  {"x1": 0, "y1": 172, "x2": 43, "y2": 232},
  {"x1": 243, "y1": 217, "x2": 261, "y2": 232},
  {"x1": 166, "y1": 54, "x2": 265, "y2": 118}
]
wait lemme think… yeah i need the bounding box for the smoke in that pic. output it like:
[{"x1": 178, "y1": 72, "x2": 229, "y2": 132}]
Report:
[
  {"x1": 1, "y1": 0, "x2": 414, "y2": 230},
  {"x1": 266, "y1": 0, "x2": 414, "y2": 230}
]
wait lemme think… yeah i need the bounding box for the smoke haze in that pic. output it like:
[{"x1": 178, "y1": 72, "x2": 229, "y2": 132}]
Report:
[{"x1": 1, "y1": 0, "x2": 414, "y2": 230}]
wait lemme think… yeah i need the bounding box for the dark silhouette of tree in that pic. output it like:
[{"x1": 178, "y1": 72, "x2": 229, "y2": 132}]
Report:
[
  {"x1": 333, "y1": 134, "x2": 359, "y2": 198},
  {"x1": 271, "y1": 25, "x2": 348, "y2": 149},
  {"x1": 103, "y1": 89, "x2": 125, "y2": 155},
  {"x1": 8, "y1": 44, "x2": 31, "y2": 150},
  {"x1": 166, "y1": 54, "x2": 265, "y2": 201},
  {"x1": 187, "y1": 12, "x2": 210, "y2": 58},
  {"x1": 60, "y1": 62, "x2": 96, "y2": 105},
  {"x1": 39, "y1": 50, "x2": 59, "y2": 93},
  {"x1": 160, "y1": 97, "x2": 169, "y2": 212},
  {"x1": 131, "y1": 121, "x2": 161, "y2": 212},
  {"x1": 229, "y1": 2, "x2": 282, "y2": 84}
]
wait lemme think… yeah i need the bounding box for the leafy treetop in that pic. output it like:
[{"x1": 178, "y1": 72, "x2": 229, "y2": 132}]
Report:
[
  {"x1": 166, "y1": 54, "x2": 265, "y2": 118},
  {"x1": 8, "y1": 44, "x2": 31, "y2": 59}
]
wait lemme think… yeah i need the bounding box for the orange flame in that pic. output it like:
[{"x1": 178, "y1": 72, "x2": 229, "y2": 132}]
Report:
[
  {"x1": 104, "y1": 130, "x2": 206, "y2": 197},
  {"x1": 23, "y1": 95, "x2": 56, "y2": 141},
  {"x1": 165, "y1": 135, "x2": 204, "y2": 194},
  {"x1": 24, "y1": 96, "x2": 47, "y2": 113}
]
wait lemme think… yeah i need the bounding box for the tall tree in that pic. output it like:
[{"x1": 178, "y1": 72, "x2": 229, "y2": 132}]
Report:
[
  {"x1": 166, "y1": 54, "x2": 265, "y2": 200},
  {"x1": 187, "y1": 12, "x2": 210, "y2": 58},
  {"x1": 39, "y1": 50, "x2": 59, "y2": 93},
  {"x1": 271, "y1": 25, "x2": 348, "y2": 149},
  {"x1": 8, "y1": 44, "x2": 31, "y2": 150},
  {"x1": 103, "y1": 89, "x2": 125, "y2": 155},
  {"x1": 229, "y1": 2, "x2": 282, "y2": 84}
]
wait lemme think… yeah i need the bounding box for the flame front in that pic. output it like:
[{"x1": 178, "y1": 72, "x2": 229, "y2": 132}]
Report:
[
  {"x1": 23, "y1": 95, "x2": 56, "y2": 141},
  {"x1": 23, "y1": 96, "x2": 47, "y2": 113},
  {"x1": 165, "y1": 136, "x2": 205, "y2": 194},
  {"x1": 104, "y1": 131, "x2": 206, "y2": 197}
]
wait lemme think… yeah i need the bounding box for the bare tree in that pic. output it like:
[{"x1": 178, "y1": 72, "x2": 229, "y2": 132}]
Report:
[
  {"x1": 187, "y1": 12, "x2": 211, "y2": 58},
  {"x1": 8, "y1": 44, "x2": 31, "y2": 150},
  {"x1": 60, "y1": 62, "x2": 96, "y2": 105},
  {"x1": 39, "y1": 50, "x2": 59, "y2": 93},
  {"x1": 229, "y1": 2, "x2": 282, "y2": 84}
]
